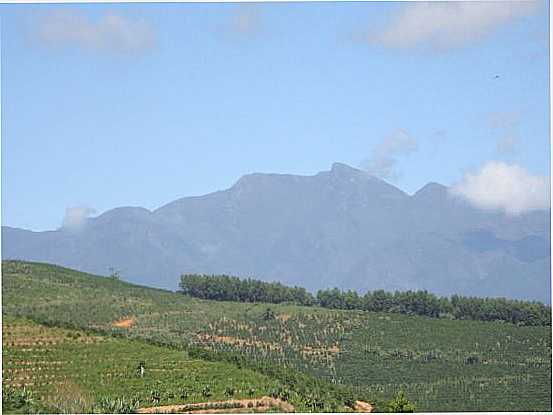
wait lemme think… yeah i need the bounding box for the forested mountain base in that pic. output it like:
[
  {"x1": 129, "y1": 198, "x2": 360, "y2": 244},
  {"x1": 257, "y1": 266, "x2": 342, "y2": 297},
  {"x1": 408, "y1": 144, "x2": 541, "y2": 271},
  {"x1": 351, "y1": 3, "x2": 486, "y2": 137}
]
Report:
[{"x1": 3, "y1": 261, "x2": 552, "y2": 412}]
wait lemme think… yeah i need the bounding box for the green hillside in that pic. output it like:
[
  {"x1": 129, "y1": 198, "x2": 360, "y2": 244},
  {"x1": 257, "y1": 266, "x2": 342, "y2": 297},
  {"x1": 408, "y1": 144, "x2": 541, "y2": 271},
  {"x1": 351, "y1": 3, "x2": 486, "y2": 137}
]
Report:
[
  {"x1": 2, "y1": 260, "x2": 551, "y2": 412},
  {"x1": 3, "y1": 317, "x2": 295, "y2": 413}
]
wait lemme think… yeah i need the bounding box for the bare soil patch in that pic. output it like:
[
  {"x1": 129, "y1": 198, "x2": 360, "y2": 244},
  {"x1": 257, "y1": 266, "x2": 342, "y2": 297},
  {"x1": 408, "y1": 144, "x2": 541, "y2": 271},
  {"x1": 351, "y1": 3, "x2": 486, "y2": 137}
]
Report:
[
  {"x1": 354, "y1": 400, "x2": 374, "y2": 413},
  {"x1": 137, "y1": 396, "x2": 294, "y2": 414},
  {"x1": 112, "y1": 317, "x2": 136, "y2": 329}
]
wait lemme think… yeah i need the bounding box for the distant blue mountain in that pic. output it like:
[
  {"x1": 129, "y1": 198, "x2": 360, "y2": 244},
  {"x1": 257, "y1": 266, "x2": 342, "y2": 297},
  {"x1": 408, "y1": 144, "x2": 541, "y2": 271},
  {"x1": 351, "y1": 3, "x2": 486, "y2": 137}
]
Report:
[{"x1": 2, "y1": 162, "x2": 550, "y2": 302}]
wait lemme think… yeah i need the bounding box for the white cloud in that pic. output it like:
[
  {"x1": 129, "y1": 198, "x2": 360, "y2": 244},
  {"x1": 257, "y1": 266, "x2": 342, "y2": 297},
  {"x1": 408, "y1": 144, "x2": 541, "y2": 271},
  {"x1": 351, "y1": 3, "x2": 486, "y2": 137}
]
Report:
[
  {"x1": 362, "y1": 129, "x2": 418, "y2": 181},
  {"x1": 62, "y1": 206, "x2": 97, "y2": 229},
  {"x1": 450, "y1": 161, "x2": 550, "y2": 215},
  {"x1": 368, "y1": 1, "x2": 540, "y2": 50},
  {"x1": 31, "y1": 10, "x2": 156, "y2": 55}
]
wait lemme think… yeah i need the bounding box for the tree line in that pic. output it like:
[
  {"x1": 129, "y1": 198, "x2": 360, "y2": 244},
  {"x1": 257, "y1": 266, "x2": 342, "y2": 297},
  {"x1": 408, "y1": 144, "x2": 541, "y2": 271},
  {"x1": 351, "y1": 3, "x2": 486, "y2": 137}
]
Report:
[
  {"x1": 316, "y1": 288, "x2": 551, "y2": 326},
  {"x1": 179, "y1": 274, "x2": 551, "y2": 326},
  {"x1": 179, "y1": 274, "x2": 315, "y2": 306}
]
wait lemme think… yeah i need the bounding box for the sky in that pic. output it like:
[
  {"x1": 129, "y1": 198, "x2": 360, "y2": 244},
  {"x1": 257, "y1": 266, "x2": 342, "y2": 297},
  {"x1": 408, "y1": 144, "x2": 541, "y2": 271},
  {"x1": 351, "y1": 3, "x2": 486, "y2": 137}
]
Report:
[{"x1": 1, "y1": 1, "x2": 551, "y2": 231}]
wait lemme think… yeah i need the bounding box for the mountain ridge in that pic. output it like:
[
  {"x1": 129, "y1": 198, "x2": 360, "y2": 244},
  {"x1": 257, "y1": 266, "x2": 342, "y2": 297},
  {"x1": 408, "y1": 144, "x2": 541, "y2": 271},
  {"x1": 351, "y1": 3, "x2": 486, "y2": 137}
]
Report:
[{"x1": 2, "y1": 162, "x2": 550, "y2": 302}]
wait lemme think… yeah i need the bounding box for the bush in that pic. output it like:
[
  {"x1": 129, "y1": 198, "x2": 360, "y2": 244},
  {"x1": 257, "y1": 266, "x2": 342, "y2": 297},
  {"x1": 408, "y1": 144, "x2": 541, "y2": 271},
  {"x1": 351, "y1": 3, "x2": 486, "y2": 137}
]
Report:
[{"x1": 387, "y1": 391, "x2": 416, "y2": 413}]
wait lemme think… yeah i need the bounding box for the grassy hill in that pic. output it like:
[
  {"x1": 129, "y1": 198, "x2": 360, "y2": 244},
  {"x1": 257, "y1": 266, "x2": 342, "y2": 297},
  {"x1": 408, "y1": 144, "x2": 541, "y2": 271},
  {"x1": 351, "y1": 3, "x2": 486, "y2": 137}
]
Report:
[{"x1": 2, "y1": 260, "x2": 551, "y2": 412}]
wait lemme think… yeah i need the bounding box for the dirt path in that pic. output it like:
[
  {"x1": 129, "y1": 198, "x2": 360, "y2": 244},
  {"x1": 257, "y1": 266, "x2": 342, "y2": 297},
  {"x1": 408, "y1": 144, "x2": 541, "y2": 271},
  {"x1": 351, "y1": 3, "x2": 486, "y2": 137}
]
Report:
[{"x1": 137, "y1": 396, "x2": 294, "y2": 414}]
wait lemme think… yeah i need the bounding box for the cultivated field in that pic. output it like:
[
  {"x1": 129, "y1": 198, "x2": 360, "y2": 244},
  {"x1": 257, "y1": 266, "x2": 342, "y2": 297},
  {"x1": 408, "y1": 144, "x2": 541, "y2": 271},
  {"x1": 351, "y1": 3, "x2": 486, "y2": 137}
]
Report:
[
  {"x1": 2, "y1": 317, "x2": 296, "y2": 413},
  {"x1": 2, "y1": 261, "x2": 551, "y2": 412}
]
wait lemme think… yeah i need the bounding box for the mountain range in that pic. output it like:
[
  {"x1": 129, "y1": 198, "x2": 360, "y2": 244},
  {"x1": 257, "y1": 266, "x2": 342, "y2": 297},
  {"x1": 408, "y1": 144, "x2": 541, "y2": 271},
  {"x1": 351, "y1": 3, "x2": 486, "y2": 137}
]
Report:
[{"x1": 2, "y1": 162, "x2": 550, "y2": 302}]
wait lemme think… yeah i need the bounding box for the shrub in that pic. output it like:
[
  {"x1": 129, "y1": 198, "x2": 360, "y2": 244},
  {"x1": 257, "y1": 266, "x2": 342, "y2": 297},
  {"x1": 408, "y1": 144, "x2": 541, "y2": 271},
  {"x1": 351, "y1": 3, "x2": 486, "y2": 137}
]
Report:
[{"x1": 387, "y1": 391, "x2": 416, "y2": 413}]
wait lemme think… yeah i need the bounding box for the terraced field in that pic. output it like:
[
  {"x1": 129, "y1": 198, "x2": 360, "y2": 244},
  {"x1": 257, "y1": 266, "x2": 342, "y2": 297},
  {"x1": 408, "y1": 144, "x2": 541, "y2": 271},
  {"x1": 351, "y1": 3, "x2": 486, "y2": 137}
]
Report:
[
  {"x1": 2, "y1": 317, "x2": 309, "y2": 413},
  {"x1": 181, "y1": 309, "x2": 552, "y2": 411},
  {"x1": 2, "y1": 261, "x2": 552, "y2": 412}
]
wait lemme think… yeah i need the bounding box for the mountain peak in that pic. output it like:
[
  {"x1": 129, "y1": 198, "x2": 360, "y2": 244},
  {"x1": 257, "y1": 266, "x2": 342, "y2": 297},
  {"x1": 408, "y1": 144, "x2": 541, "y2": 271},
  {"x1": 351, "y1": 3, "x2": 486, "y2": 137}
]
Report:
[
  {"x1": 93, "y1": 207, "x2": 152, "y2": 224},
  {"x1": 414, "y1": 182, "x2": 448, "y2": 197},
  {"x1": 330, "y1": 162, "x2": 364, "y2": 176},
  {"x1": 2, "y1": 164, "x2": 549, "y2": 302}
]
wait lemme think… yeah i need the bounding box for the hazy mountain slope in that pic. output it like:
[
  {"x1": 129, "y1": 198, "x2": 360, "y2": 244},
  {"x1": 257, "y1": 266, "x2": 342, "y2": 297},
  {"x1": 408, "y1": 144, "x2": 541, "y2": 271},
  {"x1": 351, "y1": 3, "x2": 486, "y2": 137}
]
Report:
[{"x1": 2, "y1": 163, "x2": 550, "y2": 301}]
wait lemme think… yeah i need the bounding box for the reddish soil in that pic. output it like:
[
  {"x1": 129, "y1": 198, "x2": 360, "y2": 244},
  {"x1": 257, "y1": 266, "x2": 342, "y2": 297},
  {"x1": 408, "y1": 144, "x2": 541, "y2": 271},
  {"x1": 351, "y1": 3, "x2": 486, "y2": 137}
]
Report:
[
  {"x1": 112, "y1": 317, "x2": 136, "y2": 329},
  {"x1": 137, "y1": 396, "x2": 294, "y2": 414},
  {"x1": 354, "y1": 400, "x2": 374, "y2": 413}
]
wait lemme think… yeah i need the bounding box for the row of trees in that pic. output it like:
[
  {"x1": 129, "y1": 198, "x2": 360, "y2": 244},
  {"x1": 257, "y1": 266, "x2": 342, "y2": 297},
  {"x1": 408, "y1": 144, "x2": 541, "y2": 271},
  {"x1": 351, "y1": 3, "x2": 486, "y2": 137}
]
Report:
[
  {"x1": 316, "y1": 288, "x2": 551, "y2": 326},
  {"x1": 179, "y1": 274, "x2": 314, "y2": 306},
  {"x1": 178, "y1": 274, "x2": 551, "y2": 326}
]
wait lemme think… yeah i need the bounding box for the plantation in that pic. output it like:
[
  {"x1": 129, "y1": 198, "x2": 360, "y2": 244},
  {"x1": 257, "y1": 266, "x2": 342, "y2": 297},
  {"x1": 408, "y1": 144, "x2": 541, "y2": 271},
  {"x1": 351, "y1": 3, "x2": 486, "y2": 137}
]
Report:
[
  {"x1": 2, "y1": 317, "x2": 330, "y2": 413},
  {"x1": 2, "y1": 261, "x2": 552, "y2": 412}
]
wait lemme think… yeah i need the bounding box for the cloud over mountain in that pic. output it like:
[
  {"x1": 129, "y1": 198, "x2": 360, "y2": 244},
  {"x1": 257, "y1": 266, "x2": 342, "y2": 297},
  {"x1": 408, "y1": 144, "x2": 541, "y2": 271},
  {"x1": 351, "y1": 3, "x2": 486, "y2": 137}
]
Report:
[
  {"x1": 62, "y1": 206, "x2": 97, "y2": 229},
  {"x1": 3, "y1": 163, "x2": 549, "y2": 303},
  {"x1": 361, "y1": 129, "x2": 418, "y2": 181},
  {"x1": 450, "y1": 161, "x2": 550, "y2": 215}
]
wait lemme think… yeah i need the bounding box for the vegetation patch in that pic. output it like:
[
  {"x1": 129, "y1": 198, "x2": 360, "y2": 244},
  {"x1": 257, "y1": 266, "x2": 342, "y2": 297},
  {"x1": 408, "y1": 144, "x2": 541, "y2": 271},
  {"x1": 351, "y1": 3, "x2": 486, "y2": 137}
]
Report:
[
  {"x1": 180, "y1": 273, "x2": 551, "y2": 326},
  {"x1": 3, "y1": 261, "x2": 551, "y2": 412},
  {"x1": 2, "y1": 318, "x2": 296, "y2": 413}
]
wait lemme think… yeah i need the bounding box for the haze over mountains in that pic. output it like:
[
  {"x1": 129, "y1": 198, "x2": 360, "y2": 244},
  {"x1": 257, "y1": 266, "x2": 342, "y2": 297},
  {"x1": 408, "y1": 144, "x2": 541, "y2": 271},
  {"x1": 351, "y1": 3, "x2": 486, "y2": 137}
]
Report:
[{"x1": 2, "y1": 163, "x2": 550, "y2": 302}]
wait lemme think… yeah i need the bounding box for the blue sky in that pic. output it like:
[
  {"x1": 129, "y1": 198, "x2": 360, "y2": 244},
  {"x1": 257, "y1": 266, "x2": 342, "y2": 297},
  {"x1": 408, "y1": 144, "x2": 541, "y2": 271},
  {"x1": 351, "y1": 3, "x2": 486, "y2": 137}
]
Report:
[{"x1": 1, "y1": 1, "x2": 550, "y2": 231}]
